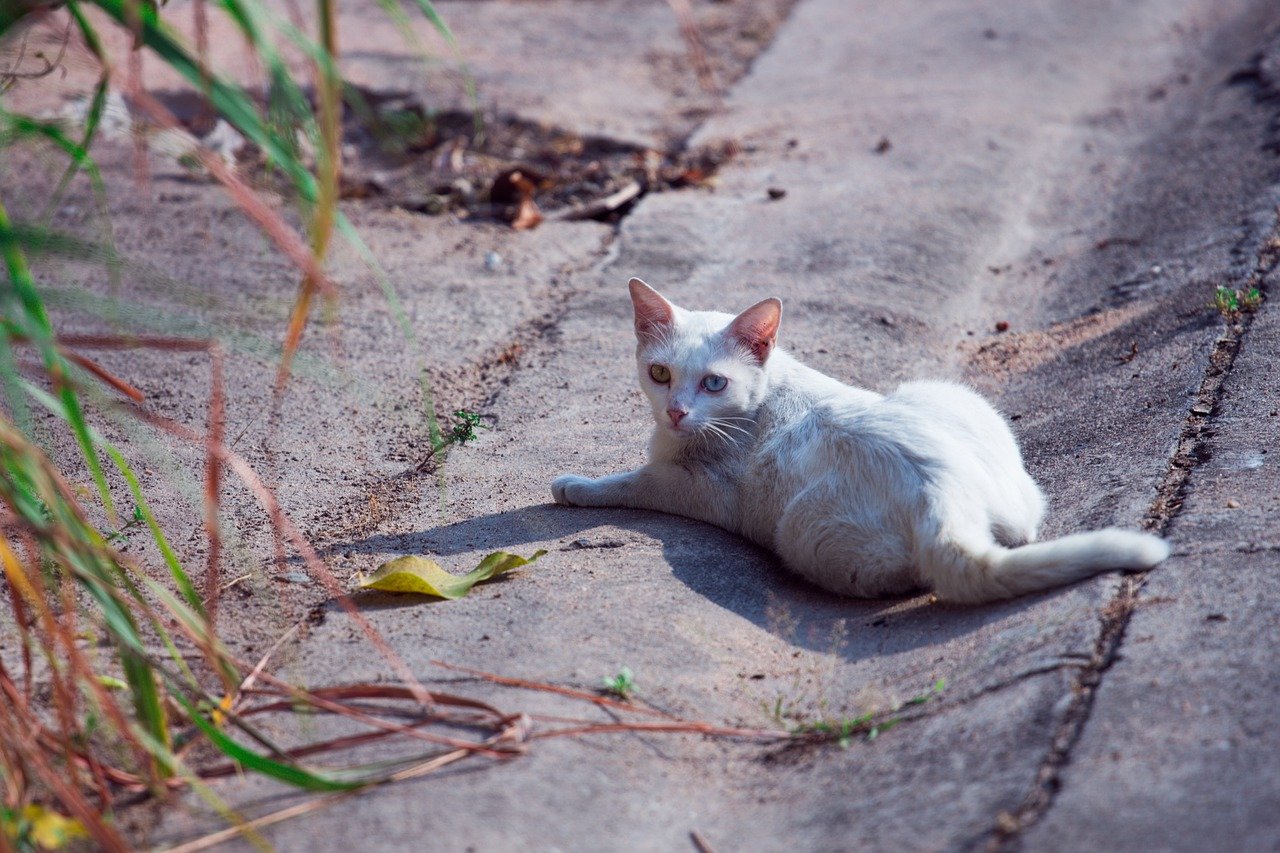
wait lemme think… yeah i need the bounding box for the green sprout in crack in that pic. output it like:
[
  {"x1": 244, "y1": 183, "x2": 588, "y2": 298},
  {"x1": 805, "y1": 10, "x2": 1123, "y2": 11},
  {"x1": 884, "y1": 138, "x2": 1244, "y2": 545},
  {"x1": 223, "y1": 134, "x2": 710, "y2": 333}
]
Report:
[
  {"x1": 1241, "y1": 286, "x2": 1263, "y2": 312},
  {"x1": 1212, "y1": 285, "x2": 1264, "y2": 318},
  {"x1": 448, "y1": 409, "x2": 487, "y2": 446},
  {"x1": 601, "y1": 666, "x2": 635, "y2": 699},
  {"x1": 415, "y1": 408, "x2": 489, "y2": 472},
  {"x1": 103, "y1": 505, "x2": 146, "y2": 544},
  {"x1": 790, "y1": 713, "x2": 884, "y2": 749},
  {"x1": 781, "y1": 678, "x2": 946, "y2": 749}
]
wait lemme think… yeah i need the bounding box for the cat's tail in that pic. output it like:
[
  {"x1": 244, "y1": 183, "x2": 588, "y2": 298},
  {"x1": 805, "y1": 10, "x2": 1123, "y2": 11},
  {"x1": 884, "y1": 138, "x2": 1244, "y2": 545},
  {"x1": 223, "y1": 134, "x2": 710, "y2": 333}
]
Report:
[{"x1": 931, "y1": 529, "x2": 1170, "y2": 604}]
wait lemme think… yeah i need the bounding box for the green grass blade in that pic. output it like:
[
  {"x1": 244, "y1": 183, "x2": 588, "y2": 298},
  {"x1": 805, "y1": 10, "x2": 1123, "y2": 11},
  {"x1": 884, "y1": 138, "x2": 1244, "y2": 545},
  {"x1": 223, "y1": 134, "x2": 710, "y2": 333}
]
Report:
[
  {"x1": 173, "y1": 693, "x2": 363, "y2": 792},
  {"x1": 108, "y1": 446, "x2": 206, "y2": 619},
  {"x1": 335, "y1": 211, "x2": 412, "y2": 337},
  {"x1": 0, "y1": 325, "x2": 32, "y2": 435},
  {"x1": 89, "y1": 0, "x2": 317, "y2": 198},
  {"x1": 39, "y1": 76, "x2": 110, "y2": 223},
  {"x1": 400, "y1": 0, "x2": 482, "y2": 137},
  {"x1": 0, "y1": 192, "x2": 118, "y2": 523},
  {"x1": 121, "y1": 647, "x2": 170, "y2": 754}
]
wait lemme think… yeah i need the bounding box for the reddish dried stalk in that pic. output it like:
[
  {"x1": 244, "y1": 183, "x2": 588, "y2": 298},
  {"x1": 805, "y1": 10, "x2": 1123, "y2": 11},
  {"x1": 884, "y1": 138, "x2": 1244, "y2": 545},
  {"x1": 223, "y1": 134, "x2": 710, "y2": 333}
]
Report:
[
  {"x1": 534, "y1": 720, "x2": 789, "y2": 742},
  {"x1": 430, "y1": 660, "x2": 676, "y2": 720},
  {"x1": 202, "y1": 342, "x2": 224, "y2": 627},
  {"x1": 7, "y1": 332, "x2": 147, "y2": 402},
  {"x1": 0, "y1": 661, "x2": 128, "y2": 851},
  {"x1": 119, "y1": 400, "x2": 436, "y2": 709},
  {"x1": 124, "y1": 88, "x2": 340, "y2": 303}
]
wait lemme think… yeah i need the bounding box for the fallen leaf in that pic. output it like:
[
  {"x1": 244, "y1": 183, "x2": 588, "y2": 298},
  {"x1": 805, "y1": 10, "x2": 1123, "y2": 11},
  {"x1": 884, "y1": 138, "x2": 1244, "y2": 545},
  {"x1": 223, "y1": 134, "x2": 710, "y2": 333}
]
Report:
[
  {"x1": 490, "y1": 167, "x2": 546, "y2": 230},
  {"x1": 511, "y1": 195, "x2": 544, "y2": 230},
  {"x1": 22, "y1": 805, "x2": 89, "y2": 850},
  {"x1": 357, "y1": 550, "x2": 546, "y2": 599}
]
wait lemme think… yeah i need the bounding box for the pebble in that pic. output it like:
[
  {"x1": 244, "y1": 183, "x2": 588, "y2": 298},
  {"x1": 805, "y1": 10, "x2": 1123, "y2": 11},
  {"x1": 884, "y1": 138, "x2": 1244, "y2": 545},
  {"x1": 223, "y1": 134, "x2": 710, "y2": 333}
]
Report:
[{"x1": 484, "y1": 251, "x2": 503, "y2": 272}]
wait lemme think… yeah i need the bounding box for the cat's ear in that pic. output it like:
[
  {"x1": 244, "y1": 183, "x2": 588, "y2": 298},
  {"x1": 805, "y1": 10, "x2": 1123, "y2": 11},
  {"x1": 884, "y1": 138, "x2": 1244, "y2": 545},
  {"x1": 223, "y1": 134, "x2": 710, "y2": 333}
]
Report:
[
  {"x1": 729, "y1": 297, "x2": 783, "y2": 364},
  {"x1": 629, "y1": 278, "x2": 675, "y2": 343}
]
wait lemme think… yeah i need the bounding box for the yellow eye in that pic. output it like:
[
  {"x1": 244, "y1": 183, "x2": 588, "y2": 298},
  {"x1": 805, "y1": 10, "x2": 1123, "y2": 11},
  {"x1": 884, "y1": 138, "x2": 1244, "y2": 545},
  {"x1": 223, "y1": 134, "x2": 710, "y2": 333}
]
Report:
[{"x1": 649, "y1": 364, "x2": 671, "y2": 383}]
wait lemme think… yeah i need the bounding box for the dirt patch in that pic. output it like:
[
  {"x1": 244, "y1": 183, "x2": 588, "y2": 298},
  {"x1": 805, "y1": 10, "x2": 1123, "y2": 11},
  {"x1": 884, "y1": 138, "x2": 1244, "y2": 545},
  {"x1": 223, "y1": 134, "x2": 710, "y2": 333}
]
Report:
[
  {"x1": 335, "y1": 93, "x2": 739, "y2": 225},
  {"x1": 962, "y1": 302, "x2": 1157, "y2": 382}
]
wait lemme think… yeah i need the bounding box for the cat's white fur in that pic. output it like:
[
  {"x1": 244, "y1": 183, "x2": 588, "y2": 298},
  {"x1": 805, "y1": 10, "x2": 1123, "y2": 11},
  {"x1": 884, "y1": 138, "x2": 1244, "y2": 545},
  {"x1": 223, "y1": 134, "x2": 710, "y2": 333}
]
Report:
[{"x1": 551, "y1": 278, "x2": 1169, "y2": 603}]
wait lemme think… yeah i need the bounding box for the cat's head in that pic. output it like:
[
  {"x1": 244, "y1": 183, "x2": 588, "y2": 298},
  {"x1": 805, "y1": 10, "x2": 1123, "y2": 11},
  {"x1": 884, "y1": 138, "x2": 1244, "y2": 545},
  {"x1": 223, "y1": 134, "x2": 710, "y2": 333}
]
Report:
[{"x1": 628, "y1": 277, "x2": 781, "y2": 443}]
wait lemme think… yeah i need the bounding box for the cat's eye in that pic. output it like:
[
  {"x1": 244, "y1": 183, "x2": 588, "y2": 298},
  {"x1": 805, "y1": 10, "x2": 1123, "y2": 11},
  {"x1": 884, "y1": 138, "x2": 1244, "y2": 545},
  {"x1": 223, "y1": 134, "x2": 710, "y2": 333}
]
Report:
[
  {"x1": 702, "y1": 374, "x2": 728, "y2": 392},
  {"x1": 649, "y1": 364, "x2": 671, "y2": 383}
]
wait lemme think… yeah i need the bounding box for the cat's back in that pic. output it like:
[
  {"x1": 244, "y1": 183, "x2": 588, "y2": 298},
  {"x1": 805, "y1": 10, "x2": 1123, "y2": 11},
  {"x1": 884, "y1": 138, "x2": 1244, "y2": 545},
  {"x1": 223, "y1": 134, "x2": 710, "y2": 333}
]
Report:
[
  {"x1": 754, "y1": 371, "x2": 901, "y2": 475},
  {"x1": 757, "y1": 377, "x2": 1001, "y2": 479}
]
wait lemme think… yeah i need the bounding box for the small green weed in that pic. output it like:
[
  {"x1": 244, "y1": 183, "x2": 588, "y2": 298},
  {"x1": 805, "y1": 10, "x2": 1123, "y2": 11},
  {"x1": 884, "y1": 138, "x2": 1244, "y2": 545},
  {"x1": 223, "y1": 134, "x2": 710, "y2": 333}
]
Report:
[
  {"x1": 1212, "y1": 285, "x2": 1263, "y2": 318},
  {"x1": 415, "y1": 408, "x2": 489, "y2": 471},
  {"x1": 448, "y1": 409, "x2": 487, "y2": 446},
  {"x1": 776, "y1": 678, "x2": 946, "y2": 749},
  {"x1": 906, "y1": 678, "x2": 947, "y2": 706},
  {"x1": 601, "y1": 666, "x2": 635, "y2": 699},
  {"x1": 1241, "y1": 286, "x2": 1264, "y2": 311},
  {"x1": 789, "y1": 713, "x2": 882, "y2": 749},
  {"x1": 103, "y1": 504, "x2": 145, "y2": 543}
]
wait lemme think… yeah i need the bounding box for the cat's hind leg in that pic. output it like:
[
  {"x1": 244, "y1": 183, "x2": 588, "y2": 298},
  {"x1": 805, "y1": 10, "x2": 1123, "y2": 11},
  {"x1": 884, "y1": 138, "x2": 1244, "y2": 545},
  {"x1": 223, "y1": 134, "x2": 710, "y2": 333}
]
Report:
[
  {"x1": 773, "y1": 484, "x2": 918, "y2": 598},
  {"x1": 988, "y1": 470, "x2": 1045, "y2": 546}
]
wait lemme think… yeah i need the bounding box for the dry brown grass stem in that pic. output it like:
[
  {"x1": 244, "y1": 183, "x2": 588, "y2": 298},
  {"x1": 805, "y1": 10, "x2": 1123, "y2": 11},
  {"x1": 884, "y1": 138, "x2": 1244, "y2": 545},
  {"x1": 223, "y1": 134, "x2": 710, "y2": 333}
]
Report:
[
  {"x1": 116, "y1": 397, "x2": 436, "y2": 709},
  {"x1": 202, "y1": 341, "x2": 224, "y2": 627},
  {"x1": 430, "y1": 659, "x2": 678, "y2": 720},
  {"x1": 123, "y1": 87, "x2": 340, "y2": 304}
]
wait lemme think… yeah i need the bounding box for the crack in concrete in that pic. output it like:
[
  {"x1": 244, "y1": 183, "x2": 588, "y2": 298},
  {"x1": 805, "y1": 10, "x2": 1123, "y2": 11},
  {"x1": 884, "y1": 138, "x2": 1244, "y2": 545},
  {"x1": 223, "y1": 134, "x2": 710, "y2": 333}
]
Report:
[
  {"x1": 981, "y1": 203, "x2": 1280, "y2": 851},
  {"x1": 385, "y1": 1, "x2": 809, "y2": 445},
  {"x1": 290, "y1": 1, "x2": 809, "y2": 617}
]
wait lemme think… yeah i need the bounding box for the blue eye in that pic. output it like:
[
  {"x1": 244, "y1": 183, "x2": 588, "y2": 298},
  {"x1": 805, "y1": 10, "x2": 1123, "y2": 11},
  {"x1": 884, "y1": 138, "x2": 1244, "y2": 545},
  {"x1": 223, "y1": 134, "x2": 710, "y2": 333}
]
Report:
[{"x1": 702, "y1": 374, "x2": 727, "y2": 392}]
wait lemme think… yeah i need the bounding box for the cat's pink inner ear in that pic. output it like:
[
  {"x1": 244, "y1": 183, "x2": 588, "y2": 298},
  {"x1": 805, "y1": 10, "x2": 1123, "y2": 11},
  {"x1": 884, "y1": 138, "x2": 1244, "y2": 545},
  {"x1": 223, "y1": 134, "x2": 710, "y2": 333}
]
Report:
[
  {"x1": 729, "y1": 298, "x2": 783, "y2": 364},
  {"x1": 629, "y1": 278, "x2": 675, "y2": 341}
]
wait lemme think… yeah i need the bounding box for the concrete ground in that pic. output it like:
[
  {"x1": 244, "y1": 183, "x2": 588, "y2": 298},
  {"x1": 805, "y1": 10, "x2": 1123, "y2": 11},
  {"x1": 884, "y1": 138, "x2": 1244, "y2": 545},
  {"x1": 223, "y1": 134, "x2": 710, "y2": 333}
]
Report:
[{"x1": 3, "y1": 0, "x2": 1280, "y2": 849}]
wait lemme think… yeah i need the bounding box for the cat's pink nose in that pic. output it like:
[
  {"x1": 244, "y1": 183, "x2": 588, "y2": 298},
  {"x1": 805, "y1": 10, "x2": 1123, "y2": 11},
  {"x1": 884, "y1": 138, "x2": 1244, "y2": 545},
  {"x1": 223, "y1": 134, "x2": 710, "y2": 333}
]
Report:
[{"x1": 667, "y1": 408, "x2": 687, "y2": 427}]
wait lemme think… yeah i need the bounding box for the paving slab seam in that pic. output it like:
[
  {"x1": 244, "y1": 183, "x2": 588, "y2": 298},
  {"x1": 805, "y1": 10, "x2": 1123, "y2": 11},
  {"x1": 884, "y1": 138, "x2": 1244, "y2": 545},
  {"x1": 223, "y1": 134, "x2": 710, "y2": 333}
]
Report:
[
  {"x1": 380, "y1": 0, "x2": 811, "y2": 454},
  {"x1": 981, "y1": 202, "x2": 1280, "y2": 851}
]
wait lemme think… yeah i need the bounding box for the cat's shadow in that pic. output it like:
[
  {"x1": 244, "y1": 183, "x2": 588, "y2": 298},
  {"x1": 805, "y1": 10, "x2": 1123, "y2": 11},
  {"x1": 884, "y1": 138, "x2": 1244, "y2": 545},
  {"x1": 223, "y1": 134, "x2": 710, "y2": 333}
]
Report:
[{"x1": 323, "y1": 503, "x2": 1036, "y2": 664}]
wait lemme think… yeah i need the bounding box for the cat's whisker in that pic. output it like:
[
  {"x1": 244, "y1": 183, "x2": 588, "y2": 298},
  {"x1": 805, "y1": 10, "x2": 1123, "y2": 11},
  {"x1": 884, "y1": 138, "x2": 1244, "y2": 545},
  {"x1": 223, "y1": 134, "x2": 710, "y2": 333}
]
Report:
[
  {"x1": 707, "y1": 418, "x2": 752, "y2": 440},
  {"x1": 700, "y1": 421, "x2": 741, "y2": 447},
  {"x1": 711, "y1": 419, "x2": 752, "y2": 436}
]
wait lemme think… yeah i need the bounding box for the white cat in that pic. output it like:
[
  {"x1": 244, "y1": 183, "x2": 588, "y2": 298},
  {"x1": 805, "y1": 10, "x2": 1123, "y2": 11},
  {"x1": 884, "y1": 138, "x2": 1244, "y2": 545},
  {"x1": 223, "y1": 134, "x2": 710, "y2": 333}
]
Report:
[{"x1": 551, "y1": 278, "x2": 1169, "y2": 603}]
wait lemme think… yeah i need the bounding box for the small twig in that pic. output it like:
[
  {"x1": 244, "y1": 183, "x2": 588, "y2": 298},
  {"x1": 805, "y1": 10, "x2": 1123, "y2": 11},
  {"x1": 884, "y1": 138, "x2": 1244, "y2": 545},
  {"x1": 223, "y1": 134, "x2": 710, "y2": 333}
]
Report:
[
  {"x1": 0, "y1": 18, "x2": 72, "y2": 92},
  {"x1": 552, "y1": 180, "x2": 643, "y2": 222},
  {"x1": 217, "y1": 573, "x2": 251, "y2": 593},
  {"x1": 430, "y1": 660, "x2": 677, "y2": 720},
  {"x1": 534, "y1": 720, "x2": 789, "y2": 742},
  {"x1": 228, "y1": 622, "x2": 301, "y2": 712},
  {"x1": 690, "y1": 829, "x2": 717, "y2": 853}
]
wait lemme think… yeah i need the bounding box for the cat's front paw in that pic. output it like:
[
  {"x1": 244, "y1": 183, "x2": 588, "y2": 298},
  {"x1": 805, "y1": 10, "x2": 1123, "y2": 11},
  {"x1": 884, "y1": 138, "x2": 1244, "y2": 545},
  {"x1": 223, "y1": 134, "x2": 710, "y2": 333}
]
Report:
[{"x1": 551, "y1": 474, "x2": 596, "y2": 506}]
